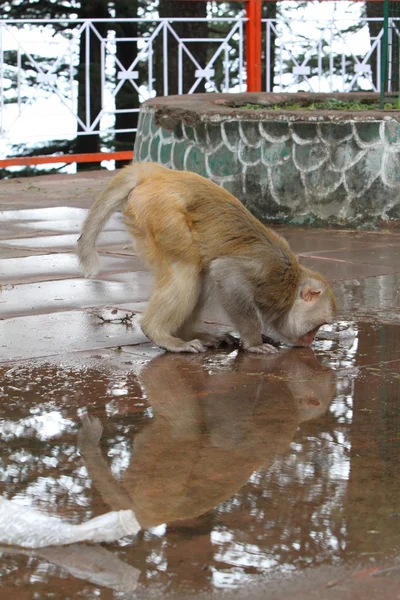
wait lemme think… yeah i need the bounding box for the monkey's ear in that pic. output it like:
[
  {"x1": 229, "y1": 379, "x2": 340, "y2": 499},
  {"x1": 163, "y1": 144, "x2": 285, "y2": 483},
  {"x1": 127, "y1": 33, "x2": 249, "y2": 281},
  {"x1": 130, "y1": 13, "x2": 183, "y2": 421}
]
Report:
[{"x1": 300, "y1": 282, "x2": 323, "y2": 302}]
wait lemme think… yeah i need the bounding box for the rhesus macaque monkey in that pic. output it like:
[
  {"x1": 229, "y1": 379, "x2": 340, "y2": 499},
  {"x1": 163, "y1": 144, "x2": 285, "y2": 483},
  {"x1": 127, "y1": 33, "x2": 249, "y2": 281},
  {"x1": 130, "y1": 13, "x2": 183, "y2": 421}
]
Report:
[{"x1": 77, "y1": 162, "x2": 336, "y2": 353}]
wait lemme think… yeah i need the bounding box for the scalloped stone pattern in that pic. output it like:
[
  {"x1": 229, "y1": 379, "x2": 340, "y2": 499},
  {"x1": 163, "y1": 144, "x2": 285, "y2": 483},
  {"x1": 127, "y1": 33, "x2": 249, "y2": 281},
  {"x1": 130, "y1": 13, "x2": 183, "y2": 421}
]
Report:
[{"x1": 133, "y1": 92, "x2": 400, "y2": 227}]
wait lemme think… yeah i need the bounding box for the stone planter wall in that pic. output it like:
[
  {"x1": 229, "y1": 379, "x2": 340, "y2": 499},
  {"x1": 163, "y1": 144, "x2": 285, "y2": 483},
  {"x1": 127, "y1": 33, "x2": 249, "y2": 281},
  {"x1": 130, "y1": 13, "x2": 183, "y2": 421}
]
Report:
[{"x1": 133, "y1": 93, "x2": 400, "y2": 227}]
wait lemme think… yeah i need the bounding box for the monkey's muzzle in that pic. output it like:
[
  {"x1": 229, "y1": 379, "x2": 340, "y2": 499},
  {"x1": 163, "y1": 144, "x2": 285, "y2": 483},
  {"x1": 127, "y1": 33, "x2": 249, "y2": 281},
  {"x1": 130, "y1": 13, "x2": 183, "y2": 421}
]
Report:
[{"x1": 293, "y1": 326, "x2": 321, "y2": 347}]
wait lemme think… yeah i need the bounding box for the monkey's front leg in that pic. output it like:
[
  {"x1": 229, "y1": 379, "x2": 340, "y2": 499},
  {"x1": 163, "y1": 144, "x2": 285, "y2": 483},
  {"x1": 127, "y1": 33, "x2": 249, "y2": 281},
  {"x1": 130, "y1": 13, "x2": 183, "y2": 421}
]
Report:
[
  {"x1": 211, "y1": 259, "x2": 278, "y2": 355},
  {"x1": 235, "y1": 310, "x2": 278, "y2": 355},
  {"x1": 140, "y1": 263, "x2": 208, "y2": 353}
]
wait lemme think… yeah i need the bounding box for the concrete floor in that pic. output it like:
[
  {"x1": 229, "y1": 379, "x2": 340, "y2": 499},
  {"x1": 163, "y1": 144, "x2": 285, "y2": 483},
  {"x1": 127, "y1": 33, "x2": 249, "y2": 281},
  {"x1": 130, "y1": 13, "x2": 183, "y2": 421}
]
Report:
[{"x1": 0, "y1": 170, "x2": 400, "y2": 599}]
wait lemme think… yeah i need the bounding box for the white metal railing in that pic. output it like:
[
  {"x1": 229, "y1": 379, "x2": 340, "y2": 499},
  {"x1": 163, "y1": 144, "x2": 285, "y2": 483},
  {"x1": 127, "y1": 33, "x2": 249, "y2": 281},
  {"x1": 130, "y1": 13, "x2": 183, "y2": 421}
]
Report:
[
  {"x1": 264, "y1": 16, "x2": 394, "y2": 94},
  {"x1": 0, "y1": 15, "x2": 394, "y2": 149},
  {"x1": 0, "y1": 17, "x2": 245, "y2": 146}
]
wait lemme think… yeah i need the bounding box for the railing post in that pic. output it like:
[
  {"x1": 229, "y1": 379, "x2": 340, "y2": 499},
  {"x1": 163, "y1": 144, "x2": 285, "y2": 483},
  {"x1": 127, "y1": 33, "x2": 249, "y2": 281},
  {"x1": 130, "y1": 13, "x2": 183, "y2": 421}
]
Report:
[
  {"x1": 246, "y1": 0, "x2": 262, "y2": 92},
  {"x1": 380, "y1": 0, "x2": 390, "y2": 107}
]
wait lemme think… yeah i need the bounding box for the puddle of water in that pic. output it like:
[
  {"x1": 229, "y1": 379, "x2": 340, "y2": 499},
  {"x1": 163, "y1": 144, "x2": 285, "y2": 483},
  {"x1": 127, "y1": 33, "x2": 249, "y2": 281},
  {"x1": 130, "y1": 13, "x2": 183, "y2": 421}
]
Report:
[
  {"x1": 0, "y1": 321, "x2": 399, "y2": 598},
  {"x1": 335, "y1": 273, "x2": 400, "y2": 325}
]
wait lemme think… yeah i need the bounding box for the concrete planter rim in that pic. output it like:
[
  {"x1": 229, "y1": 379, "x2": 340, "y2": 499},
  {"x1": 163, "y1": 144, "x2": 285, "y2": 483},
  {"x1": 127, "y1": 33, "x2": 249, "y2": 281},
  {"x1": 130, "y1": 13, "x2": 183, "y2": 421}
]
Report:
[{"x1": 142, "y1": 92, "x2": 400, "y2": 126}]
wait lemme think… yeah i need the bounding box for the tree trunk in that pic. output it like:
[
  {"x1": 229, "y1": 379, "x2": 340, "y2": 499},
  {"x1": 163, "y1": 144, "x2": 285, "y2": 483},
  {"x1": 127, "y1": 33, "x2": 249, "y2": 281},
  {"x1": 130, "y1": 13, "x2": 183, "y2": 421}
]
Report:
[
  {"x1": 155, "y1": 1, "x2": 208, "y2": 96},
  {"x1": 366, "y1": 2, "x2": 384, "y2": 91},
  {"x1": 113, "y1": 0, "x2": 139, "y2": 169},
  {"x1": 75, "y1": 0, "x2": 109, "y2": 171},
  {"x1": 262, "y1": 2, "x2": 277, "y2": 92}
]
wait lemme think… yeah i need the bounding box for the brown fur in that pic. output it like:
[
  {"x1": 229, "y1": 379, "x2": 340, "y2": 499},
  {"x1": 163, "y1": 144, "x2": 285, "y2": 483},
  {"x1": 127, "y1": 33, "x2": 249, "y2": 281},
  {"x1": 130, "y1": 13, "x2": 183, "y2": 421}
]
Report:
[{"x1": 77, "y1": 162, "x2": 337, "y2": 353}]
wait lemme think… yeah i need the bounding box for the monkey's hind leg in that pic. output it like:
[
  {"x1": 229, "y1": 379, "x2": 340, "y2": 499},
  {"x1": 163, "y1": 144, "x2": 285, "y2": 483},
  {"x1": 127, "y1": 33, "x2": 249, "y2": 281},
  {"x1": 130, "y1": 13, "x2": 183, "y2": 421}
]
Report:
[
  {"x1": 177, "y1": 289, "x2": 237, "y2": 349},
  {"x1": 141, "y1": 264, "x2": 207, "y2": 353}
]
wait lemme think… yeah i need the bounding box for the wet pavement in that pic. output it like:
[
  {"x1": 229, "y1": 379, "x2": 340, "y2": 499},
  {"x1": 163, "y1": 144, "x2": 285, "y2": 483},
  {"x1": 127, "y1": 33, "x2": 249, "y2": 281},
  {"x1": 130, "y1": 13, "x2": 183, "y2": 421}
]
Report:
[{"x1": 0, "y1": 171, "x2": 400, "y2": 599}]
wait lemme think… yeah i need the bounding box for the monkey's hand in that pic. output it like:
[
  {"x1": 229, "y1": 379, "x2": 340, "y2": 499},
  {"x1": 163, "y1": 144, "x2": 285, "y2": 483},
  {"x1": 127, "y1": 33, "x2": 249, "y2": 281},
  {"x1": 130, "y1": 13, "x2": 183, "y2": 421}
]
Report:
[{"x1": 245, "y1": 343, "x2": 279, "y2": 355}]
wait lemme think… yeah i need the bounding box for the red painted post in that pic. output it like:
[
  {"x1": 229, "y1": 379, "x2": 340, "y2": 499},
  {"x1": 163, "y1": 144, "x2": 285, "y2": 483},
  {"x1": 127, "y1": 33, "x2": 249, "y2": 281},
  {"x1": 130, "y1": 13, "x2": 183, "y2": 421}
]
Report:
[{"x1": 246, "y1": 0, "x2": 262, "y2": 92}]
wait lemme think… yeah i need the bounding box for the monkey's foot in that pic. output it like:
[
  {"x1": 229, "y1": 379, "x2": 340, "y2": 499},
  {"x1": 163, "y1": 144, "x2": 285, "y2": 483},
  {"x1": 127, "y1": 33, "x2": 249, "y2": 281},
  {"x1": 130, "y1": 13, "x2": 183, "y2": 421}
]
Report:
[
  {"x1": 175, "y1": 339, "x2": 208, "y2": 353},
  {"x1": 142, "y1": 328, "x2": 207, "y2": 353},
  {"x1": 192, "y1": 332, "x2": 237, "y2": 349},
  {"x1": 245, "y1": 343, "x2": 279, "y2": 355},
  {"x1": 156, "y1": 336, "x2": 207, "y2": 353}
]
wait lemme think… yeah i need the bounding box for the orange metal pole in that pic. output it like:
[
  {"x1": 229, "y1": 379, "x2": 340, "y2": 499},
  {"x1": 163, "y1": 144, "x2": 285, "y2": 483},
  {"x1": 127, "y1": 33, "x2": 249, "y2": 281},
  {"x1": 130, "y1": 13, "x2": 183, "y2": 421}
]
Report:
[
  {"x1": 246, "y1": 0, "x2": 262, "y2": 92},
  {"x1": 0, "y1": 150, "x2": 134, "y2": 168}
]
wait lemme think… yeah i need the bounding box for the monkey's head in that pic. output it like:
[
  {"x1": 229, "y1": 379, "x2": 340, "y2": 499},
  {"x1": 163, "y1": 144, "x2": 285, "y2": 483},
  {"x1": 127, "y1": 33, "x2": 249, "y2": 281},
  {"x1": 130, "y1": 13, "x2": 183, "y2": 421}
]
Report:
[{"x1": 274, "y1": 267, "x2": 337, "y2": 348}]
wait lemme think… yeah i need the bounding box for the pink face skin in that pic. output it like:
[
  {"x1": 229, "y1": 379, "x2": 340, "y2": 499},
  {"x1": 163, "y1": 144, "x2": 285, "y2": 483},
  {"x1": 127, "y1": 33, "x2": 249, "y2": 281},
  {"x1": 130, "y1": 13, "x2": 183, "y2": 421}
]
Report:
[{"x1": 294, "y1": 325, "x2": 323, "y2": 347}]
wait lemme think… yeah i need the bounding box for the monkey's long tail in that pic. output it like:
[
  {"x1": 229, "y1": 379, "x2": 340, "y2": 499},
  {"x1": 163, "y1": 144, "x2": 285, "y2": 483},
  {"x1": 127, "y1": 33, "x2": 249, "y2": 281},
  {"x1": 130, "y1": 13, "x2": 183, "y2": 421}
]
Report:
[{"x1": 76, "y1": 164, "x2": 142, "y2": 278}]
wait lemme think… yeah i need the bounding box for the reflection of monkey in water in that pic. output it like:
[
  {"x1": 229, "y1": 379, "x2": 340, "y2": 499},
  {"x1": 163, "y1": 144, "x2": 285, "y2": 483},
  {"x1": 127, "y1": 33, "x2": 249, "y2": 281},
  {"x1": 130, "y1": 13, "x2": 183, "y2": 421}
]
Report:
[{"x1": 78, "y1": 349, "x2": 335, "y2": 529}]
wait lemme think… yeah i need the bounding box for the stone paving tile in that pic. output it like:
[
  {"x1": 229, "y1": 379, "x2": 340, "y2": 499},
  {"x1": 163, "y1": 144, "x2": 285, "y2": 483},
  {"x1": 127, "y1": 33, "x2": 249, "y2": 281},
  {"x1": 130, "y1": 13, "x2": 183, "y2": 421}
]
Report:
[
  {"x1": 0, "y1": 230, "x2": 132, "y2": 252},
  {"x1": 100, "y1": 246, "x2": 136, "y2": 256},
  {"x1": 0, "y1": 308, "x2": 149, "y2": 362},
  {"x1": 301, "y1": 245, "x2": 400, "y2": 268},
  {"x1": 0, "y1": 247, "x2": 53, "y2": 259},
  {"x1": 281, "y1": 233, "x2": 393, "y2": 254},
  {"x1": 0, "y1": 170, "x2": 115, "y2": 209},
  {"x1": 99, "y1": 271, "x2": 151, "y2": 283},
  {"x1": 13, "y1": 213, "x2": 124, "y2": 231},
  {"x1": 0, "y1": 225, "x2": 56, "y2": 240},
  {"x1": 0, "y1": 206, "x2": 88, "y2": 221},
  {"x1": 275, "y1": 227, "x2": 400, "y2": 254},
  {"x1": 0, "y1": 253, "x2": 145, "y2": 285},
  {"x1": 0, "y1": 227, "x2": 81, "y2": 241},
  {"x1": 0, "y1": 274, "x2": 152, "y2": 318},
  {"x1": 299, "y1": 255, "x2": 398, "y2": 281},
  {"x1": 19, "y1": 219, "x2": 124, "y2": 235},
  {"x1": 112, "y1": 301, "x2": 149, "y2": 314}
]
